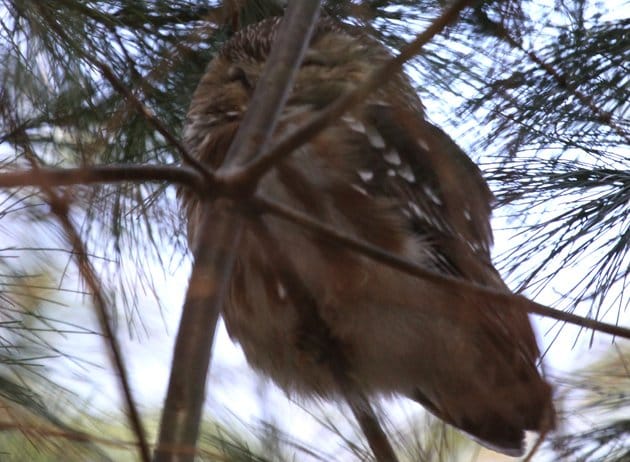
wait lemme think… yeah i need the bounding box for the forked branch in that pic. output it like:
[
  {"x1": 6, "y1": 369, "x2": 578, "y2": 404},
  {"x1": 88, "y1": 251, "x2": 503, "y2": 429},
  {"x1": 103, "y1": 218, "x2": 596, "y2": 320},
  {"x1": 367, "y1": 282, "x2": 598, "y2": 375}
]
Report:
[{"x1": 154, "y1": 2, "x2": 324, "y2": 461}]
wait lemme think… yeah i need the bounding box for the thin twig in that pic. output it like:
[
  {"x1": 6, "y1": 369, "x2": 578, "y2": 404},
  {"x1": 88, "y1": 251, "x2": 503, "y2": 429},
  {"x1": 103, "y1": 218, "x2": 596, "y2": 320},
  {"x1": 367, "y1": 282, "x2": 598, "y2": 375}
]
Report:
[
  {"x1": 219, "y1": 4, "x2": 321, "y2": 171},
  {"x1": 94, "y1": 62, "x2": 210, "y2": 173},
  {"x1": 253, "y1": 194, "x2": 630, "y2": 340},
  {"x1": 229, "y1": 0, "x2": 472, "y2": 189},
  {"x1": 348, "y1": 395, "x2": 398, "y2": 462},
  {"x1": 17, "y1": 145, "x2": 150, "y2": 462},
  {"x1": 523, "y1": 429, "x2": 546, "y2": 462},
  {"x1": 2, "y1": 164, "x2": 627, "y2": 341},
  {"x1": 0, "y1": 165, "x2": 203, "y2": 191}
]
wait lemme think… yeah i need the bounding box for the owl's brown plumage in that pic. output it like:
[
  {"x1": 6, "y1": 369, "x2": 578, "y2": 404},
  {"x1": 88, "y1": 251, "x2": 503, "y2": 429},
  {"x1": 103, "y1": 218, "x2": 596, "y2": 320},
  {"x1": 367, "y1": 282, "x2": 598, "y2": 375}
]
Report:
[{"x1": 183, "y1": 17, "x2": 554, "y2": 456}]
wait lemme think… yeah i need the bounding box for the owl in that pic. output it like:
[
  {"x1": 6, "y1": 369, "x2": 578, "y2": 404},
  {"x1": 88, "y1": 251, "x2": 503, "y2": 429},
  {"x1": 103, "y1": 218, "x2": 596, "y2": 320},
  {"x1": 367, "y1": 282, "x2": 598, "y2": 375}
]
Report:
[{"x1": 183, "y1": 16, "x2": 554, "y2": 456}]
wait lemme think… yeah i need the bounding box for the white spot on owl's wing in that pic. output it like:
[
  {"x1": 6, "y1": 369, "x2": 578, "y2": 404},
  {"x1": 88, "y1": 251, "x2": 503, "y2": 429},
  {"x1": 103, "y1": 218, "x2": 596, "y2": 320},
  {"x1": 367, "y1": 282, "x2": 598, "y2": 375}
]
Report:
[
  {"x1": 423, "y1": 185, "x2": 443, "y2": 205},
  {"x1": 276, "y1": 281, "x2": 287, "y2": 301},
  {"x1": 383, "y1": 149, "x2": 401, "y2": 165},
  {"x1": 407, "y1": 200, "x2": 422, "y2": 218},
  {"x1": 365, "y1": 125, "x2": 386, "y2": 149},
  {"x1": 357, "y1": 169, "x2": 374, "y2": 182},
  {"x1": 398, "y1": 164, "x2": 416, "y2": 183},
  {"x1": 342, "y1": 116, "x2": 366, "y2": 134},
  {"x1": 417, "y1": 138, "x2": 430, "y2": 151},
  {"x1": 351, "y1": 184, "x2": 369, "y2": 196}
]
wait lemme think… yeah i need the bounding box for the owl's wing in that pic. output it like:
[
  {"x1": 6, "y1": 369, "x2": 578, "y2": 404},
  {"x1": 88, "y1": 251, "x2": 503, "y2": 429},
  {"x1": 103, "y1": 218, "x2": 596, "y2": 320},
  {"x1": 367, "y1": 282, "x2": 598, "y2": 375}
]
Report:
[
  {"x1": 359, "y1": 103, "x2": 496, "y2": 284},
  {"x1": 337, "y1": 103, "x2": 553, "y2": 454}
]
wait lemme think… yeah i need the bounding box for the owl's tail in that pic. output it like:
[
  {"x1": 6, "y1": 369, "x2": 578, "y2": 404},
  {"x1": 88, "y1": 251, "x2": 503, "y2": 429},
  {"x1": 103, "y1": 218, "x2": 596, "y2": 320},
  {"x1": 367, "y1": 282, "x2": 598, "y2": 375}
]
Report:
[{"x1": 412, "y1": 368, "x2": 555, "y2": 456}]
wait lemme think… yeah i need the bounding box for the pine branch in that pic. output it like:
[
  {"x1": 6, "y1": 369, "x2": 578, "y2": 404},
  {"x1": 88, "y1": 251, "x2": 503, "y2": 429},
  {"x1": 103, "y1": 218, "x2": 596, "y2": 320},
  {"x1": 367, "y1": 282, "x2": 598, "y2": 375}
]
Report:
[
  {"x1": 0, "y1": 420, "x2": 127, "y2": 456},
  {"x1": 34, "y1": 3, "x2": 215, "y2": 181},
  {"x1": 14, "y1": 140, "x2": 150, "y2": 462},
  {"x1": 473, "y1": 6, "x2": 629, "y2": 144},
  {"x1": 152, "y1": 208, "x2": 242, "y2": 462}
]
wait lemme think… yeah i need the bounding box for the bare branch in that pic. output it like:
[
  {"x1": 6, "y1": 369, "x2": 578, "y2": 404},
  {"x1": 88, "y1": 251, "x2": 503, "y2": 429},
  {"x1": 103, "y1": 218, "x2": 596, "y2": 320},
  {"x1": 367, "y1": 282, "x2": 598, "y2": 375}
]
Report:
[
  {"x1": 219, "y1": 6, "x2": 321, "y2": 171},
  {"x1": 0, "y1": 165, "x2": 203, "y2": 191},
  {"x1": 153, "y1": 208, "x2": 242, "y2": 462},
  {"x1": 154, "y1": 3, "x2": 323, "y2": 461},
  {"x1": 349, "y1": 396, "x2": 398, "y2": 462},
  {"x1": 253, "y1": 194, "x2": 630, "y2": 340},
  {"x1": 2, "y1": 155, "x2": 626, "y2": 345}
]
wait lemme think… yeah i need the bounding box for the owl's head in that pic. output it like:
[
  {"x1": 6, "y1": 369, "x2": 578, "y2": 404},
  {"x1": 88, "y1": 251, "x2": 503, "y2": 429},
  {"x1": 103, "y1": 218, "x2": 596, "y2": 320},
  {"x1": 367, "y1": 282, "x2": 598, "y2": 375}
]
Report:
[{"x1": 184, "y1": 17, "x2": 417, "y2": 162}]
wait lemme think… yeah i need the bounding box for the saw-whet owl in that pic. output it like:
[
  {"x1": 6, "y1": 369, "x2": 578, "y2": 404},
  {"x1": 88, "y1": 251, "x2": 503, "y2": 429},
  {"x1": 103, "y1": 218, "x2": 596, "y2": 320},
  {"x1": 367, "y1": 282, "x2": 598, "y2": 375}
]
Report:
[{"x1": 183, "y1": 16, "x2": 555, "y2": 456}]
